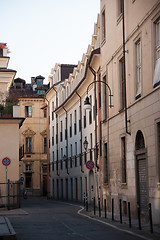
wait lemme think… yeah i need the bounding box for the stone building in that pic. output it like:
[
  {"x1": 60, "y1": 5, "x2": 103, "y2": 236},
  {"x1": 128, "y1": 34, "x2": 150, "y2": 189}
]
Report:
[
  {"x1": 12, "y1": 76, "x2": 48, "y2": 196},
  {"x1": 46, "y1": 0, "x2": 160, "y2": 224}
]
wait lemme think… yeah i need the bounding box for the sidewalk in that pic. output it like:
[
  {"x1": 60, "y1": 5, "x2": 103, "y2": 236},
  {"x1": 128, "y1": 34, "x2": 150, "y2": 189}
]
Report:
[
  {"x1": 80, "y1": 204, "x2": 160, "y2": 240},
  {"x1": 0, "y1": 216, "x2": 16, "y2": 240},
  {"x1": 0, "y1": 208, "x2": 28, "y2": 239}
]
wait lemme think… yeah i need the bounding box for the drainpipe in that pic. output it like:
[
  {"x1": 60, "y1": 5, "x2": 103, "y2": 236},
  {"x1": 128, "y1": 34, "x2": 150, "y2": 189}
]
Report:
[
  {"x1": 122, "y1": 0, "x2": 131, "y2": 135},
  {"x1": 62, "y1": 106, "x2": 69, "y2": 175},
  {"x1": 76, "y1": 92, "x2": 84, "y2": 173},
  {"x1": 88, "y1": 65, "x2": 99, "y2": 170}
]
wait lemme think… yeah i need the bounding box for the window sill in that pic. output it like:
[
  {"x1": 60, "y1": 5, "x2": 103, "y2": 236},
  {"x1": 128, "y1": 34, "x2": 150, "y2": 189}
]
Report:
[
  {"x1": 157, "y1": 183, "x2": 160, "y2": 190},
  {"x1": 121, "y1": 183, "x2": 127, "y2": 189},
  {"x1": 135, "y1": 94, "x2": 141, "y2": 100},
  {"x1": 153, "y1": 81, "x2": 160, "y2": 88},
  {"x1": 117, "y1": 14, "x2": 122, "y2": 25},
  {"x1": 101, "y1": 38, "x2": 106, "y2": 47}
]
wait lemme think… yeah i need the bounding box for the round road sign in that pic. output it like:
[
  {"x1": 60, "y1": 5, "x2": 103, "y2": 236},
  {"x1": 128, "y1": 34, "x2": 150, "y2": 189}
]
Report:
[
  {"x1": 86, "y1": 160, "x2": 94, "y2": 170},
  {"x1": 20, "y1": 177, "x2": 24, "y2": 181},
  {"x1": 2, "y1": 157, "x2": 11, "y2": 166}
]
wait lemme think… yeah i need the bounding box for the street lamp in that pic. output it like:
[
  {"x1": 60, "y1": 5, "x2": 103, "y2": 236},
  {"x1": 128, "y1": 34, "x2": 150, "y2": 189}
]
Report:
[
  {"x1": 83, "y1": 137, "x2": 88, "y2": 151},
  {"x1": 84, "y1": 80, "x2": 113, "y2": 110}
]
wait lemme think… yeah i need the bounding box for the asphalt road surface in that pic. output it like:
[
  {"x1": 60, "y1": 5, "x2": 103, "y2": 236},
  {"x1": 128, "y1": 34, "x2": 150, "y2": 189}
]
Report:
[{"x1": 8, "y1": 198, "x2": 156, "y2": 240}]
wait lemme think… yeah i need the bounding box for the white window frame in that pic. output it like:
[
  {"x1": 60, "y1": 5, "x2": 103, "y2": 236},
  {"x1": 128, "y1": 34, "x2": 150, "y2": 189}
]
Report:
[
  {"x1": 153, "y1": 17, "x2": 160, "y2": 87},
  {"x1": 135, "y1": 39, "x2": 142, "y2": 98}
]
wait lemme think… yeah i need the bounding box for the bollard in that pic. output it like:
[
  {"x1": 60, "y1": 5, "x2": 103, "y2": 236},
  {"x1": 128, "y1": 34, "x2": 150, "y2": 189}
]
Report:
[
  {"x1": 128, "y1": 202, "x2": 131, "y2": 228},
  {"x1": 149, "y1": 203, "x2": 153, "y2": 233},
  {"x1": 104, "y1": 199, "x2": 107, "y2": 218},
  {"x1": 119, "y1": 199, "x2": 122, "y2": 224},
  {"x1": 84, "y1": 193, "x2": 85, "y2": 206},
  {"x1": 98, "y1": 197, "x2": 101, "y2": 217},
  {"x1": 86, "y1": 193, "x2": 88, "y2": 212},
  {"x1": 94, "y1": 197, "x2": 96, "y2": 215},
  {"x1": 112, "y1": 198, "x2": 114, "y2": 221},
  {"x1": 137, "y1": 202, "x2": 141, "y2": 230}
]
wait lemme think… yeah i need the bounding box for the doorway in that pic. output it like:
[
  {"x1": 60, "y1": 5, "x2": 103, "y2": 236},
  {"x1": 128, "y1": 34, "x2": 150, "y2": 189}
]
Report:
[{"x1": 135, "y1": 130, "x2": 148, "y2": 218}]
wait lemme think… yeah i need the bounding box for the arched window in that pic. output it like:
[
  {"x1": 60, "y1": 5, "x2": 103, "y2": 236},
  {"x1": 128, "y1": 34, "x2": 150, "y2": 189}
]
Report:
[{"x1": 135, "y1": 130, "x2": 145, "y2": 150}]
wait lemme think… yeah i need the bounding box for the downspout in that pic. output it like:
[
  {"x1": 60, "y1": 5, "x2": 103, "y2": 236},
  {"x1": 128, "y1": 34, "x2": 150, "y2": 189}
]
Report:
[
  {"x1": 122, "y1": 0, "x2": 131, "y2": 135},
  {"x1": 88, "y1": 65, "x2": 99, "y2": 170},
  {"x1": 62, "y1": 106, "x2": 69, "y2": 175},
  {"x1": 76, "y1": 92, "x2": 84, "y2": 173}
]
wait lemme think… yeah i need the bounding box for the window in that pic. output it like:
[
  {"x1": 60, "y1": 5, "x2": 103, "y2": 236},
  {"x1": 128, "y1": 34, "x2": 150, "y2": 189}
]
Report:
[
  {"x1": 89, "y1": 96, "x2": 92, "y2": 124},
  {"x1": 70, "y1": 144, "x2": 72, "y2": 168},
  {"x1": 103, "y1": 75, "x2": 107, "y2": 119},
  {"x1": 101, "y1": 8, "x2": 106, "y2": 41},
  {"x1": 60, "y1": 121, "x2": 63, "y2": 142},
  {"x1": 70, "y1": 114, "x2": 72, "y2": 138},
  {"x1": 74, "y1": 110, "x2": 77, "y2": 135},
  {"x1": 65, "y1": 117, "x2": 67, "y2": 140},
  {"x1": 44, "y1": 109, "x2": 47, "y2": 118},
  {"x1": 104, "y1": 143, "x2": 108, "y2": 184},
  {"x1": 42, "y1": 164, "x2": 47, "y2": 173},
  {"x1": 25, "y1": 106, "x2": 32, "y2": 117},
  {"x1": 25, "y1": 163, "x2": 32, "y2": 172},
  {"x1": 75, "y1": 142, "x2": 77, "y2": 167},
  {"x1": 25, "y1": 173, "x2": 32, "y2": 188},
  {"x1": 44, "y1": 137, "x2": 47, "y2": 153},
  {"x1": 52, "y1": 126, "x2": 54, "y2": 146},
  {"x1": 26, "y1": 137, "x2": 32, "y2": 153},
  {"x1": 157, "y1": 122, "x2": 160, "y2": 182},
  {"x1": 117, "y1": 0, "x2": 123, "y2": 19},
  {"x1": 52, "y1": 151, "x2": 54, "y2": 171},
  {"x1": 79, "y1": 106, "x2": 81, "y2": 132},
  {"x1": 52, "y1": 101, "x2": 54, "y2": 120},
  {"x1": 153, "y1": 17, "x2": 160, "y2": 87},
  {"x1": 84, "y1": 111, "x2": 86, "y2": 128},
  {"x1": 37, "y1": 90, "x2": 45, "y2": 95},
  {"x1": 119, "y1": 57, "x2": 124, "y2": 110},
  {"x1": 99, "y1": 92, "x2": 101, "y2": 109},
  {"x1": 61, "y1": 148, "x2": 63, "y2": 169},
  {"x1": 121, "y1": 137, "x2": 126, "y2": 183},
  {"x1": 135, "y1": 39, "x2": 141, "y2": 98}
]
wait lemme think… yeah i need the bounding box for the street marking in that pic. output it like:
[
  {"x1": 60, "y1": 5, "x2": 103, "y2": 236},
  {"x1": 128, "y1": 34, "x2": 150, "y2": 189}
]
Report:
[
  {"x1": 77, "y1": 206, "x2": 152, "y2": 240},
  {"x1": 57, "y1": 202, "x2": 153, "y2": 240}
]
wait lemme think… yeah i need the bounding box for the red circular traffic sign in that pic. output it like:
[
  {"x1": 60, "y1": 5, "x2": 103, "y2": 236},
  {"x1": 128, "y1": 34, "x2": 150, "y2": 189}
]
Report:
[
  {"x1": 2, "y1": 157, "x2": 11, "y2": 166},
  {"x1": 86, "y1": 160, "x2": 94, "y2": 170}
]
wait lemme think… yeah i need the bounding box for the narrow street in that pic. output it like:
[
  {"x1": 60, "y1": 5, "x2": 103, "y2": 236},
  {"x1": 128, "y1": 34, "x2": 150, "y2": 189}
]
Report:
[{"x1": 7, "y1": 198, "x2": 158, "y2": 240}]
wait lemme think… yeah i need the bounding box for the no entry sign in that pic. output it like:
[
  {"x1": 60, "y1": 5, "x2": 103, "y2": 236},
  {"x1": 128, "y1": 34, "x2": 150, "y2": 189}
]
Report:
[
  {"x1": 86, "y1": 160, "x2": 94, "y2": 170},
  {"x1": 2, "y1": 157, "x2": 11, "y2": 166}
]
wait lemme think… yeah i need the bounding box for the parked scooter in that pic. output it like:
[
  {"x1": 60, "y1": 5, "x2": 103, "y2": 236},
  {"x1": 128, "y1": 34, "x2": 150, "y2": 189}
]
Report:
[{"x1": 22, "y1": 188, "x2": 27, "y2": 199}]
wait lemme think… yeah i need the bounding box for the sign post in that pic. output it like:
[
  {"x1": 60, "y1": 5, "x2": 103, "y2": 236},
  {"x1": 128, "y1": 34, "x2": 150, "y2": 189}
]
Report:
[{"x1": 2, "y1": 157, "x2": 11, "y2": 183}]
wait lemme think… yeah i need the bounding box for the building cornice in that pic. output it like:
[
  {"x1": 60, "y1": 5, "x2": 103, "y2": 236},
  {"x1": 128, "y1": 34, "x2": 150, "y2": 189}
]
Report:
[{"x1": 54, "y1": 48, "x2": 100, "y2": 114}]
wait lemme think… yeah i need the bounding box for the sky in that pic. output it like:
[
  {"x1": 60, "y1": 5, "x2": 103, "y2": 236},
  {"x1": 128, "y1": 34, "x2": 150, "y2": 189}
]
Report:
[{"x1": 1, "y1": 0, "x2": 100, "y2": 84}]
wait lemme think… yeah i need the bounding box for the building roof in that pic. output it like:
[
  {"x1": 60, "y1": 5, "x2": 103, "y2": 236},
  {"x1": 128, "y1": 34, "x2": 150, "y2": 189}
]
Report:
[
  {"x1": 0, "y1": 117, "x2": 25, "y2": 128},
  {"x1": 0, "y1": 68, "x2": 16, "y2": 73},
  {"x1": 61, "y1": 64, "x2": 77, "y2": 82},
  {"x1": 10, "y1": 83, "x2": 49, "y2": 98}
]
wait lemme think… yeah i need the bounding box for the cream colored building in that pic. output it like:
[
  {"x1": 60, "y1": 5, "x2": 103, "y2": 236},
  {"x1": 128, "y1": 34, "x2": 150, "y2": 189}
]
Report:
[
  {"x1": 0, "y1": 43, "x2": 24, "y2": 183},
  {"x1": 0, "y1": 43, "x2": 16, "y2": 106},
  {"x1": 12, "y1": 76, "x2": 48, "y2": 196},
  {"x1": 46, "y1": 20, "x2": 101, "y2": 203},
  {"x1": 0, "y1": 118, "x2": 24, "y2": 183},
  {"x1": 100, "y1": 0, "x2": 160, "y2": 223},
  {"x1": 46, "y1": 0, "x2": 160, "y2": 224}
]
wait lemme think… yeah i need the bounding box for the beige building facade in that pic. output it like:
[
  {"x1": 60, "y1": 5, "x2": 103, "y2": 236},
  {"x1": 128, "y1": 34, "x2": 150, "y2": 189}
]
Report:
[
  {"x1": 12, "y1": 77, "x2": 48, "y2": 196},
  {"x1": 46, "y1": 0, "x2": 160, "y2": 224},
  {"x1": 0, "y1": 118, "x2": 24, "y2": 183},
  {"x1": 100, "y1": 0, "x2": 160, "y2": 223}
]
